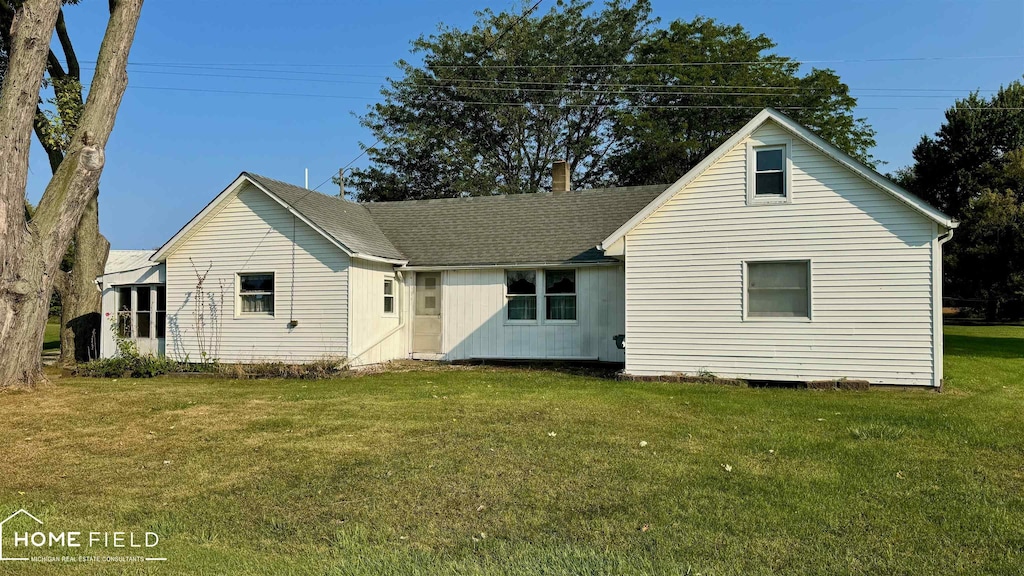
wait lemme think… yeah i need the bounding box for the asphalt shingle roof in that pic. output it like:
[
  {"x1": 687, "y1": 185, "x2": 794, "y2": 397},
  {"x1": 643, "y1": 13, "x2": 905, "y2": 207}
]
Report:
[
  {"x1": 244, "y1": 172, "x2": 406, "y2": 261},
  {"x1": 363, "y1": 185, "x2": 669, "y2": 266},
  {"x1": 243, "y1": 172, "x2": 669, "y2": 266}
]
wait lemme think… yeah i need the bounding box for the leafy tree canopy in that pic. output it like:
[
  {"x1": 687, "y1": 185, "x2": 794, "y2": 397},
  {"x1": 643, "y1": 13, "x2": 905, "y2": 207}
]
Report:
[
  {"x1": 348, "y1": 0, "x2": 876, "y2": 200},
  {"x1": 898, "y1": 80, "x2": 1024, "y2": 318}
]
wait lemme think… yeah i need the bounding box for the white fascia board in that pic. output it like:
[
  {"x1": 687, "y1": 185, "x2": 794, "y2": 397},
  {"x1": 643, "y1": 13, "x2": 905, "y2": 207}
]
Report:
[
  {"x1": 598, "y1": 108, "x2": 956, "y2": 251},
  {"x1": 352, "y1": 252, "x2": 408, "y2": 266}
]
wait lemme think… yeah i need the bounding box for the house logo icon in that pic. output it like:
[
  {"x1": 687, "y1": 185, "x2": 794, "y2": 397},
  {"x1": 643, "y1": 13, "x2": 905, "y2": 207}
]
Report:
[{"x1": 0, "y1": 509, "x2": 43, "y2": 561}]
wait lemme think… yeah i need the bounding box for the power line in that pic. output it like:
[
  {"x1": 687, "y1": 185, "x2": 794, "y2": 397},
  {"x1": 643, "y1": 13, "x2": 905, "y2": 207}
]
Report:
[
  {"x1": 122, "y1": 85, "x2": 1024, "y2": 111},
  {"x1": 88, "y1": 68, "x2": 998, "y2": 99},
  {"x1": 79, "y1": 53, "x2": 1024, "y2": 70},
  {"x1": 78, "y1": 63, "x2": 1005, "y2": 97},
  {"x1": 310, "y1": 0, "x2": 546, "y2": 192}
]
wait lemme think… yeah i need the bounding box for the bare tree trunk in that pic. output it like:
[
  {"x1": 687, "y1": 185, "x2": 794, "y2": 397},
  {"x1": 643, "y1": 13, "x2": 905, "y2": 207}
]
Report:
[
  {"x1": 0, "y1": 0, "x2": 143, "y2": 387},
  {"x1": 58, "y1": 198, "x2": 109, "y2": 364}
]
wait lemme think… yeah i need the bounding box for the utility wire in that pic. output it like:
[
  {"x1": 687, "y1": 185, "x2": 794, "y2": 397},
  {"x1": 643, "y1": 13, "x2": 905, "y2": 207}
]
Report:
[
  {"x1": 79, "y1": 53, "x2": 1024, "y2": 69},
  {"x1": 122, "y1": 85, "x2": 1024, "y2": 111},
  {"x1": 81, "y1": 65, "x2": 1002, "y2": 94},
  {"x1": 309, "y1": 0, "x2": 546, "y2": 193}
]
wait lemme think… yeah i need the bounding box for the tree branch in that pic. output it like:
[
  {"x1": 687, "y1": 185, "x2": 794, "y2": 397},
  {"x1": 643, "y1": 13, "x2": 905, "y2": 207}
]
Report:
[
  {"x1": 54, "y1": 9, "x2": 79, "y2": 79},
  {"x1": 0, "y1": 0, "x2": 61, "y2": 275},
  {"x1": 33, "y1": 0, "x2": 142, "y2": 267}
]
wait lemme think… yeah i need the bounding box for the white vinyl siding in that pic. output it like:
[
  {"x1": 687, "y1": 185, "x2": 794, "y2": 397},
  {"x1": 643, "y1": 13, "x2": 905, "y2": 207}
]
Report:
[
  {"x1": 165, "y1": 183, "x2": 350, "y2": 363},
  {"x1": 347, "y1": 259, "x2": 406, "y2": 366},
  {"x1": 624, "y1": 120, "x2": 937, "y2": 386},
  {"x1": 442, "y1": 265, "x2": 625, "y2": 362}
]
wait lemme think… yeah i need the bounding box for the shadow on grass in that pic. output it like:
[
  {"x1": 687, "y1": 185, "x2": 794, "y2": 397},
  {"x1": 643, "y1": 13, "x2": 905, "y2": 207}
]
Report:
[{"x1": 945, "y1": 334, "x2": 1024, "y2": 359}]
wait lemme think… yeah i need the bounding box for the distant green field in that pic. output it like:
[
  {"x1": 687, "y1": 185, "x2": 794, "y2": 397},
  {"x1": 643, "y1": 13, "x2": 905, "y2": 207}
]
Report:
[{"x1": 3, "y1": 325, "x2": 1022, "y2": 575}]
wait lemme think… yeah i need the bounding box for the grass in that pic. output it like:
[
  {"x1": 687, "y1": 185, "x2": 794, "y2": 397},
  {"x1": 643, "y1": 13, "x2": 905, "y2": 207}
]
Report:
[
  {"x1": 42, "y1": 317, "x2": 60, "y2": 351},
  {"x1": 1, "y1": 325, "x2": 1022, "y2": 575}
]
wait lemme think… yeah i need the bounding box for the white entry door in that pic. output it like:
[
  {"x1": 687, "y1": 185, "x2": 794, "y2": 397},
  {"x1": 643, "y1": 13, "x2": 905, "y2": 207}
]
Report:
[{"x1": 413, "y1": 272, "x2": 442, "y2": 354}]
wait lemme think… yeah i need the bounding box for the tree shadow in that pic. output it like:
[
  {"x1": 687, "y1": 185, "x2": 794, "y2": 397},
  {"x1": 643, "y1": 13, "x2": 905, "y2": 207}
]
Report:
[{"x1": 945, "y1": 334, "x2": 1024, "y2": 359}]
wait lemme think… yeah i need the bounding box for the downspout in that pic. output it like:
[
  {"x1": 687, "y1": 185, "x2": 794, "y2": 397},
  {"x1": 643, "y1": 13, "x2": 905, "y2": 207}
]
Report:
[
  {"x1": 345, "y1": 270, "x2": 406, "y2": 367},
  {"x1": 935, "y1": 228, "x2": 954, "y2": 391}
]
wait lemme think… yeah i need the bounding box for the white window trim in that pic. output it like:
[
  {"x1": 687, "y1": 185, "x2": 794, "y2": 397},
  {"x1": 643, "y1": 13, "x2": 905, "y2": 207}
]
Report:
[
  {"x1": 746, "y1": 138, "x2": 793, "y2": 206},
  {"x1": 542, "y1": 268, "x2": 579, "y2": 325},
  {"x1": 235, "y1": 271, "x2": 276, "y2": 319},
  {"x1": 504, "y1": 268, "x2": 540, "y2": 325},
  {"x1": 503, "y1": 268, "x2": 580, "y2": 326},
  {"x1": 742, "y1": 259, "x2": 813, "y2": 322},
  {"x1": 383, "y1": 273, "x2": 398, "y2": 317}
]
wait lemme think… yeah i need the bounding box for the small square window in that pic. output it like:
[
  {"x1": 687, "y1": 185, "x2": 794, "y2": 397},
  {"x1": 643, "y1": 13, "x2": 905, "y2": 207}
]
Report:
[
  {"x1": 239, "y1": 273, "x2": 274, "y2": 316},
  {"x1": 746, "y1": 261, "x2": 810, "y2": 319}
]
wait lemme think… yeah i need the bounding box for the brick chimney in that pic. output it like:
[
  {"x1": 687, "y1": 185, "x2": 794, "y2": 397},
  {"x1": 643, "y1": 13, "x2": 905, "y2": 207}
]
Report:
[{"x1": 552, "y1": 160, "x2": 571, "y2": 193}]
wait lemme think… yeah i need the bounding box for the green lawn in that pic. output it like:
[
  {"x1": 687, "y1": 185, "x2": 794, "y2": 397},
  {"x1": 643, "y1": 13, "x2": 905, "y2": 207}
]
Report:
[
  {"x1": 43, "y1": 317, "x2": 60, "y2": 351},
  {"x1": 1, "y1": 326, "x2": 1022, "y2": 575}
]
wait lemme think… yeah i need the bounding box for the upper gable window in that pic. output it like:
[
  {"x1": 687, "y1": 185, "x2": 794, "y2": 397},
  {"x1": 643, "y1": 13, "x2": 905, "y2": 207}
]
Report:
[{"x1": 747, "y1": 142, "x2": 791, "y2": 205}]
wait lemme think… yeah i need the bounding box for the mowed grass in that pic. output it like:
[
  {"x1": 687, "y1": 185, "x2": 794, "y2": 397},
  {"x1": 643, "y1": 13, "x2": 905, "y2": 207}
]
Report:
[
  {"x1": 1, "y1": 326, "x2": 1022, "y2": 575},
  {"x1": 43, "y1": 317, "x2": 60, "y2": 351}
]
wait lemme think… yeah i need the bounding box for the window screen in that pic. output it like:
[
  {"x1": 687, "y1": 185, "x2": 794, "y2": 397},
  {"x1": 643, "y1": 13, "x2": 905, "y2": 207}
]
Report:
[{"x1": 747, "y1": 261, "x2": 809, "y2": 318}]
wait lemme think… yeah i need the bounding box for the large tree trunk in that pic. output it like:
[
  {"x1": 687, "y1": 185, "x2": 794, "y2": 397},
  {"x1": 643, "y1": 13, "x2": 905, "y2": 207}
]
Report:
[
  {"x1": 0, "y1": 0, "x2": 143, "y2": 387},
  {"x1": 29, "y1": 8, "x2": 112, "y2": 366},
  {"x1": 57, "y1": 198, "x2": 109, "y2": 364}
]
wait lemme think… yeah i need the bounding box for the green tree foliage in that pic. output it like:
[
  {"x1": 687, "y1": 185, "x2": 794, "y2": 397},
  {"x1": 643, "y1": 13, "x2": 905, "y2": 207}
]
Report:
[
  {"x1": 349, "y1": 1, "x2": 876, "y2": 200},
  {"x1": 609, "y1": 17, "x2": 875, "y2": 185},
  {"x1": 349, "y1": 0, "x2": 655, "y2": 200},
  {"x1": 898, "y1": 81, "x2": 1024, "y2": 318}
]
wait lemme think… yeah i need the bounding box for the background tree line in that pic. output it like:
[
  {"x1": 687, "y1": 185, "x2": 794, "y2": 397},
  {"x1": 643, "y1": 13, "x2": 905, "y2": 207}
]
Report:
[
  {"x1": 351, "y1": 0, "x2": 1022, "y2": 319},
  {"x1": 346, "y1": 0, "x2": 875, "y2": 200}
]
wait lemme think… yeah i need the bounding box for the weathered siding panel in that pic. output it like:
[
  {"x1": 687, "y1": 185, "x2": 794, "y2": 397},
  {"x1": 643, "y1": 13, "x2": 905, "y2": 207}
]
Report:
[
  {"x1": 165, "y1": 183, "x2": 349, "y2": 363},
  {"x1": 625, "y1": 120, "x2": 937, "y2": 386},
  {"x1": 441, "y1": 266, "x2": 625, "y2": 362},
  {"x1": 347, "y1": 259, "x2": 407, "y2": 366}
]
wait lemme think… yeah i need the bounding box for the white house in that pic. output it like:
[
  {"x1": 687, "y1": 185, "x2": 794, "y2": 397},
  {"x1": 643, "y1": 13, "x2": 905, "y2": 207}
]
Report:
[{"x1": 100, "y1": 109, "x2": 957, "y2": 387}]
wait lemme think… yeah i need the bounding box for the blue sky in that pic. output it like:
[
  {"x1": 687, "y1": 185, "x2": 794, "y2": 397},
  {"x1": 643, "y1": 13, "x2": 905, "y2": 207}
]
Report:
[{"x1": 24, "y1": 0, "x2": 1024, "y2": 249}]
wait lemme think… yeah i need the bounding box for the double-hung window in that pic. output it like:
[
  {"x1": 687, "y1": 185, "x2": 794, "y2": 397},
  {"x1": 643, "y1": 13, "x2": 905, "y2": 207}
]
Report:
[
  {"x1": 544, "y1": 269, "x2": 576, "y2": 321},
  {"x1": 505, "y1": 269, "x2": 578, "y2": 322},
  {"x1": 383, "y1": 277, "x2": 396, "y2": 314},
  {"x1": 506, "y1": 270, "x2": 537, "y2": 321},
  {"x1": 238, "y1": 273, "x2": 275, "y2": 316},
  {"x1": 747, "y1": 142, "x2": 790, "y2": 204},
  {"x1": 746, "y1": 261, "x2": 811, "y2": 319}
]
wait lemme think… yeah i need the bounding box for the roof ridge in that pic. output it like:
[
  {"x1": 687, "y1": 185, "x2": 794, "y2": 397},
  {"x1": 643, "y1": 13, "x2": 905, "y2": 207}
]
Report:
[
  {"x1": 243, "y1": 171, "x2": 363, "y2": 207},
  {"x1": 360, "y1": 183, "x2": 673, "y2": 207}
]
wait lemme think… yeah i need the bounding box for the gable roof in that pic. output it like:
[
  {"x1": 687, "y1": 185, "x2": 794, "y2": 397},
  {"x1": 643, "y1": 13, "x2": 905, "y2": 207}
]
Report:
[
  {"x1": 153, "y1": 173, "x2": 406, "y2": 263},
  {"x1": 363, "y1": 184, "x2": 670, "y2": 267},
  {"x1": 599, "y1": 108, "x2": 957, "y2": 251},
  {"x1": 244, "y1": 173, "x2": 405, "y2": 261}
]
